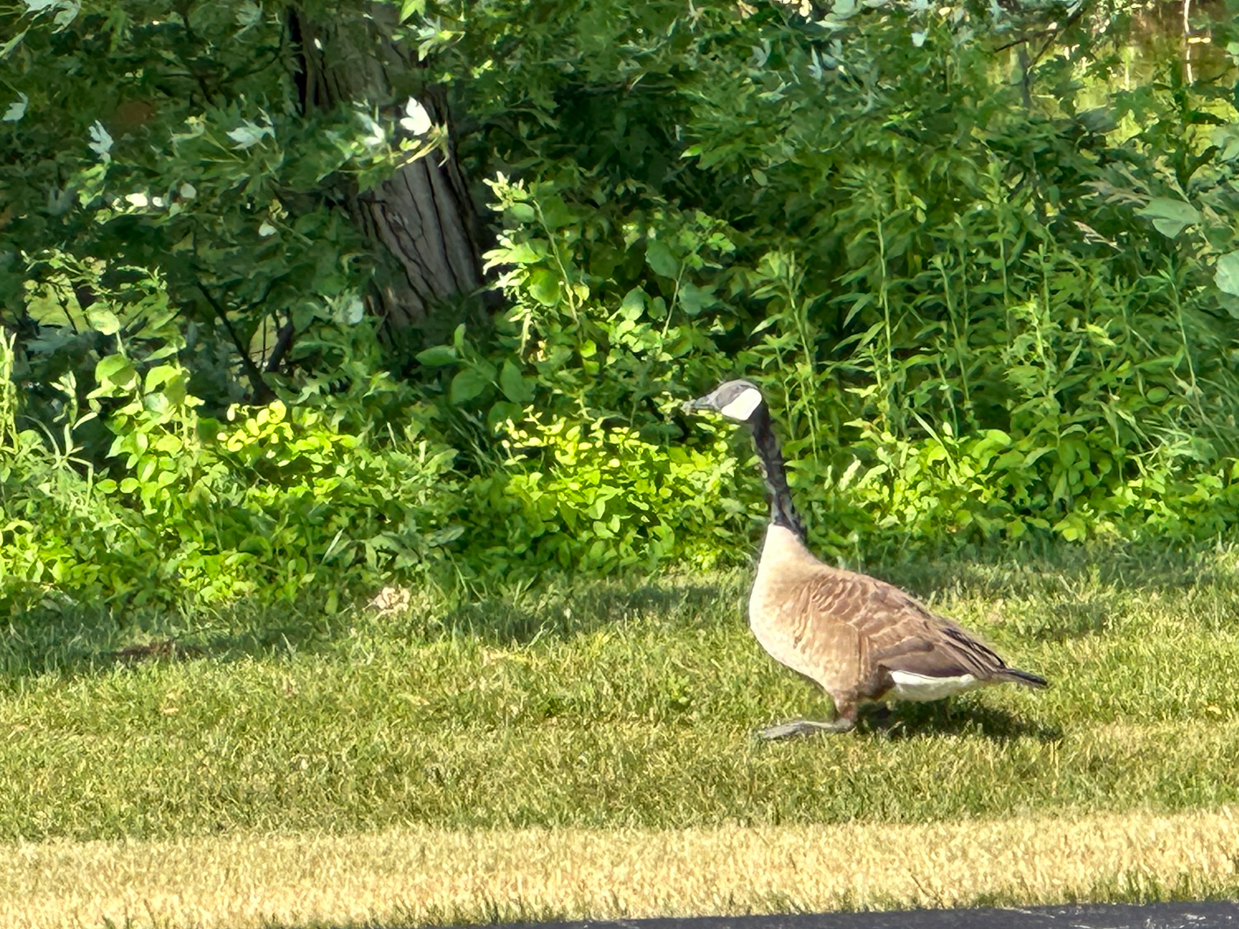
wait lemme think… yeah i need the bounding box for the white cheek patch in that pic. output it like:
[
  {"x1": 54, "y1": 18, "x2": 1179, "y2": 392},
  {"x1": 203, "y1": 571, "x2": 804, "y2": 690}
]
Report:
[
  {"x1": 718, "y1": 387, "x2": 763, "y2": 421},
  {"x1": 888, "y1": 671, "x2": 983, "y2": 702}
]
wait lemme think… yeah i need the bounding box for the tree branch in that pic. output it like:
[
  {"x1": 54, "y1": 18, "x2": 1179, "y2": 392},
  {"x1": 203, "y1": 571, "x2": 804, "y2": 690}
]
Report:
[
  {"x1": 263, "y1": 320, "x2": 297, "y2": 375},
  {"x1": 194, "y1": 282, "x2": 275, "y2": 404}
]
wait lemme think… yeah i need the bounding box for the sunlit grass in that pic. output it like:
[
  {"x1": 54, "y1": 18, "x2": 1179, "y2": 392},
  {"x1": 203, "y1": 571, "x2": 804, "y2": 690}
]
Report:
[{"x1": 3, "y1": 808, "x2": 1239, "y2": 929}]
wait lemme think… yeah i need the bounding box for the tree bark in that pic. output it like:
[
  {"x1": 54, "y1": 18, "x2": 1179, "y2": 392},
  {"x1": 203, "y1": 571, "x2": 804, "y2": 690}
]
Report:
[{"x1": 288, "y1": 5, "x2": 484, "y2": 328}]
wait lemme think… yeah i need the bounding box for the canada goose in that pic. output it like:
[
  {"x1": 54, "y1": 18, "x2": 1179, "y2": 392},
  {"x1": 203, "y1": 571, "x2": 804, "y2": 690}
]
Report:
[{"x1": 685, "y1": 379, "x2": 1047, "y2": 738}]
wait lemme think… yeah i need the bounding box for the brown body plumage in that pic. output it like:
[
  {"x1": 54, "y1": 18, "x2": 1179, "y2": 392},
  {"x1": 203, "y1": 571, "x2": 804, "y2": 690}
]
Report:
[{"x1": 686, "y1": 379, "x2": 1047, "y2": 738}]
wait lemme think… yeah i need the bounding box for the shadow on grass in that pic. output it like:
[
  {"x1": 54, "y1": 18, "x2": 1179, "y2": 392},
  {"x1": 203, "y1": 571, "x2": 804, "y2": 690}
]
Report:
[
  {"x1": 845, "y1": 540, "x2": 1239, "y2": 644},
  {"x1": 427, "y1": 576, "x2": 741, "y2": 646},
  {"x1": 0, "y1": 590, "x2": 340, "y2": 685},
  {"x1": 8, "y1": 537, "x2": 1238, "y2": 687},
  {"x1": 0, "y1": 574, "x2": 741, "y2": 684},
  {"x1": 873, "y1": 540, "x2": 1239, "y2": 601},
  {"x1": 857, "y1": 700, "x2": 1064, "y2": 744}
]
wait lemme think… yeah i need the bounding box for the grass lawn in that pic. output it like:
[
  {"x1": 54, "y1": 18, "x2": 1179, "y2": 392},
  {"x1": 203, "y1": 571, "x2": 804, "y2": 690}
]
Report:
[{"x1": 3, "y1": 543, "x2": 1239, "y2": 926}]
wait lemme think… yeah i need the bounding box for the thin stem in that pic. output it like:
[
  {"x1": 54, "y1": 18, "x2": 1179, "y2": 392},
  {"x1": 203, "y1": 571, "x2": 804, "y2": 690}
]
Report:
[{"x1": 936, "y1": 252, "x2": 969, "y2": 432}]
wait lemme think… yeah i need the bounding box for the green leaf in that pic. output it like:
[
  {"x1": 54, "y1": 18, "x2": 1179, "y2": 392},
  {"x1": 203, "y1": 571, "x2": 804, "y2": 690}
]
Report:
[
  {"x1": 645, "y1": 240, "x2": 679, "y2": 278},
  {"x1": 539, "y1": 197, "x2": 572, "y2": 231},
  {"x1": 499, "y1": 360, "x2": 534, "y2": 404},
  {"x1": 1216, "y1": 251, "x2": 1239, "y2": 296},
  {"x1": 94, "y1": 354, "x2": 136, "y2": 391},
  {"x1": 487, "y1": 400, "x2": 522, "y2": 430},
  {"x1": 619, "y1": 288, "x2": 646, "y2": 320},
  {"x1": 87, "y1": 307, "x2": 122, "y2": 335},
  {"x1": 416, "y1": 345, "x2": 458, "y2": 366},
  {"x1": 2, "y1": 92, "x2": 27, "y2": 122},
  {"x1": 450, "y1": 368, "x2": 491, "y2": 405},
  {"x1": 1213, "y1": 124, "x2": 1239, "y2": 162},
  {"x1": 679, "y1": 282, "x2": 716, "y2": 315},
  {"x1": 1135, "y1": 198, "x2": 1200, "y2": 238},
  {"x1": 1053, "y1": 514, "x2": 1088, "y2": 542},
  {"x1": 227, "y1": 119, "x2": 273, "y2": 150},
  {"x1": 507, "y1": 202, "x2": 536, "y2": 223},
  {"x1": 528, "y1": 268, "x2": 561, "y2": 306},
  {"x1": 0, "y1": 28, "x2": 28, "y2": 58},
  {"x1": 144, "y1": 364, "x2": 180, "y2": 392},
  {"x1": 501, "y1": 240, "x2": 547, "y2": 265}
]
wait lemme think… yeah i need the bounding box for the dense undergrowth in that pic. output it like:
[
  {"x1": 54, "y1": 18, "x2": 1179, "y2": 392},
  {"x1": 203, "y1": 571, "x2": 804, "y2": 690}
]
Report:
[{"x1": 3, "y1": 0, "x2": 1239, "y2": 613}]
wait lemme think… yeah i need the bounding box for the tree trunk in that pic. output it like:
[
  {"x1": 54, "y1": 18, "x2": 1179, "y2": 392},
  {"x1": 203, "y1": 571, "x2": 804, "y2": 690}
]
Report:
[{"x1": 288, "y1": 5, "x2": 483, "y2": 328}]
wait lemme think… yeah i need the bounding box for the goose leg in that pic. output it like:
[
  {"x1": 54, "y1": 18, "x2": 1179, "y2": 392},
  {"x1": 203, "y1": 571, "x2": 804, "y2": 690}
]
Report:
[
  {"x1": 756, "y1": 697, "x2": 858, "y2": 740},
  {"x1": 756, "y1": 718, "x2": 855, "y2": 740}
]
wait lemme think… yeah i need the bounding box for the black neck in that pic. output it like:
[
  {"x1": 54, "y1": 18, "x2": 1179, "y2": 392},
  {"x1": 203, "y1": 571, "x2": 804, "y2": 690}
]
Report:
[{"x1": 749, "y1": 406, "x2": 805, "y2": 539}]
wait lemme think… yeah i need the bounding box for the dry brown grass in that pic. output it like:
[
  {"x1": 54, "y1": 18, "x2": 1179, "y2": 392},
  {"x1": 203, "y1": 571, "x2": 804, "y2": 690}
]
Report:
[{"x1": 4, "y1": 807, "x2": 1239, "y2": 929}]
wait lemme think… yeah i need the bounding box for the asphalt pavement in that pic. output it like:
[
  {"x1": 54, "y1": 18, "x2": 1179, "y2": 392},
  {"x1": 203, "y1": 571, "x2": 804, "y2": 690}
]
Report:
[{"x1": 443, "y1": 902, "x2": 1239, "y2": 929}]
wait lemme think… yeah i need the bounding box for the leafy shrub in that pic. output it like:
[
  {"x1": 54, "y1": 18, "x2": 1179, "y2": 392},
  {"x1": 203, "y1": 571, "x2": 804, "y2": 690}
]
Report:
[
  {"x1": 5, "y1": 0, "x2": 1239, "y2": 615},
  {"x1": 460, "y1": 413, "x2": 744, "y2": 578},
  {"x1": 1, "y1": 269, "x2": 746, "y2": 607},
  {"x1": 1, "y1": 265, "x2": 464, "y2": 607},
  {"x1": 463, "y1": 0, "x2": 1239, "y2": 553}
]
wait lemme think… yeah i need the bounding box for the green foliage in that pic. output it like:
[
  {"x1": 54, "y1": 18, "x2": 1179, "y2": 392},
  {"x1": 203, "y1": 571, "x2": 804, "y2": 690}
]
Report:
[
  {"x1": 1, "y1": 267, "x2": 460, "y2": 607},
  {"x1": 0, "y1": 0, "x2": 385, "y2": 416},
  {"x1": 463, "y1": 414, "x2": 743, "y2": 576},
  {"x1": 446, "y1": 0, "x2": 1239, "y2": 556},
  {"x1": 4, "y1": 0, "x2": 1239, "y2": 610},
  {"x1": 0, "y1": 266, "x2": 742, "y2": 605}
]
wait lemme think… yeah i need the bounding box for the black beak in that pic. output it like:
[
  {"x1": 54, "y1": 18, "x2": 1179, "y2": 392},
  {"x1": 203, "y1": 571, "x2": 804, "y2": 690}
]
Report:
[{"x1": 682, "y1": 394, "x2": 715, "y2": 415}]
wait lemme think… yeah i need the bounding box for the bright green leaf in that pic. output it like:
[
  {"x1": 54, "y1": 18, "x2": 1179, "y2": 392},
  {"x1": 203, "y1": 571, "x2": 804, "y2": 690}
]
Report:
[
  {"x1": 94, "y1": 354, "x2": 137, "y2": 391},
  {"x1": 87, "y1": 307, "x2": 122, "y2": 335},
  {"x1": 502, "y1": 240, "x2": 547, "y2": 265},
  {"x1": 528, "y1": 268, "x2": 561, "y2": 306},
  {"x1": 507, "y1": 203, "x2": 536, "y2": 223},
  {"x1": 1135, "y1": 198, "x2": 1200, "y2": 238},
  {"x1": 1215, "y1": 251, "x2": 1239, "y2": 296}
]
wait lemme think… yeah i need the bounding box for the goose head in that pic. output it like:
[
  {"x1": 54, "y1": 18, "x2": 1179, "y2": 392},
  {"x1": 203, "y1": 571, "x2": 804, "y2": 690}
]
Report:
[{"x1": 683, "y1": 379, "x2": 766, "y2": 426}]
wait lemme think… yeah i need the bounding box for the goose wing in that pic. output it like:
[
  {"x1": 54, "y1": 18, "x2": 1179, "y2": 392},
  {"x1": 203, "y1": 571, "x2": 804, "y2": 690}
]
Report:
[
  {"x1": 870, "y1": 581, "x2": 1014, "y2": 680},
  {"x1": 815, "y1": 570, "x2": 1014, "y2": 682}
]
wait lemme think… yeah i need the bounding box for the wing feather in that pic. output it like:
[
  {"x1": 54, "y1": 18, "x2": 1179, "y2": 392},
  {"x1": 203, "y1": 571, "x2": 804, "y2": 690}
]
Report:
[{"x1": 802, "y1": 568, "x2": 1013, "y2": 683}]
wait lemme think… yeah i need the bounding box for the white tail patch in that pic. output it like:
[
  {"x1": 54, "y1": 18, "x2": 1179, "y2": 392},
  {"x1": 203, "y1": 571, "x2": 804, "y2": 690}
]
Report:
[
  {"x1": 718, "y1": 387, "x2": 763, "y2": 421},
  {"x1": 888, "y1": 671, "x2": 983, "y2": 702}
]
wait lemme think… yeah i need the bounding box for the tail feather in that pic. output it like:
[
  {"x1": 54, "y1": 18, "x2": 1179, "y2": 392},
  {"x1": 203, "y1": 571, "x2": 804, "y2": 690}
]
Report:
[{"x1": 997, "y1": 667, "x2": 1049, "y2": 689}]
